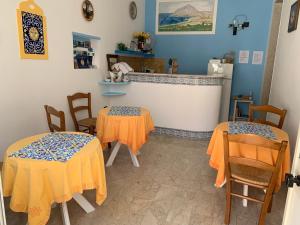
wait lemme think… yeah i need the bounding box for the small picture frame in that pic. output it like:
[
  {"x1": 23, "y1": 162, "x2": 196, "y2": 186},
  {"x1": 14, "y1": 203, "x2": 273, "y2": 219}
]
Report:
[{"x1": 288, "y1": 0, "x2": 299, "y2": 33}]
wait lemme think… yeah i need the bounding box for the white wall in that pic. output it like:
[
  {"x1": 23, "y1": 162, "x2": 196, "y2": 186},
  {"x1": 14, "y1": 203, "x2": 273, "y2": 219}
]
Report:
[
  {"x1": 269, "y1": 0, "x2": 300, "y2": 151},
  {"x1": 0, "y1": 0, "x2": 145, "y2": 158}
]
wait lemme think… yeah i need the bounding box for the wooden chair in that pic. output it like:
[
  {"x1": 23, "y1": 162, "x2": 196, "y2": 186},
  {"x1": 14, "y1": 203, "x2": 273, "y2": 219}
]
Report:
[
  {"x1": 44, "y1": 105, "x2": 66, "y2": 132},
  {"x1": 248, "y1": 104, "x2": 287, "y2": 129},
  {"x1": 106, "y1": 54, "x2": 119, "y2": 71},
  {"x1": 67, "y1": 92, "x2": 96, "y2": 135},
  {"x1": 223, "y1": 131, "x2": 288, "y2": 225}
]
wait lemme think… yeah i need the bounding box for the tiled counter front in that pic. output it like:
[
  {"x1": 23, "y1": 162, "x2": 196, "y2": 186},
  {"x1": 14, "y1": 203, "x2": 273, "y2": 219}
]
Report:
[
  {"x1": 110, "y1": 72, "x2": 224, "y2": 139},
  {"x1": 127, "y1": 72, "x2": 224, "y2": 86}
]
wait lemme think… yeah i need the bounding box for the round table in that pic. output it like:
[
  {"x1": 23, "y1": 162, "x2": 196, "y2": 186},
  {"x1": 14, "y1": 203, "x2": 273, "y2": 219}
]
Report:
[
  {"x1": 207, "y1": 122, "x2": 291, "y2": 192},
  {"x1": 96, "y1": 107, "x2": 155, "y2": 167},
  {"x1": 2, "y1": 132, "x2": 107, "y2": 225}
]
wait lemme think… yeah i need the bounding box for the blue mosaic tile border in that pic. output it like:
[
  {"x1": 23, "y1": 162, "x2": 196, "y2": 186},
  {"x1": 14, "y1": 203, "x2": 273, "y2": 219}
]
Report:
[
  {"x1": 128, "y1": 73, "x2": 223, "y2": 86},
  {"x1": 154, "y1": 127, "x2": 213, "y2": 139}
]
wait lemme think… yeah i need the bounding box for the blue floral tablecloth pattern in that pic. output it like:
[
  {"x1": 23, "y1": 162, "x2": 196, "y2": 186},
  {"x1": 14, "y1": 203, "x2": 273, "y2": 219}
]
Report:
[
  {"x1": 9, "y1": 133, "x2": 95, "y2": 162},
  {"x1": 108, "y1": 106, "x2": 141, "y2": 116},
  {"x1": 228, "y1": 122, "x2": 277, "y2": 140}
]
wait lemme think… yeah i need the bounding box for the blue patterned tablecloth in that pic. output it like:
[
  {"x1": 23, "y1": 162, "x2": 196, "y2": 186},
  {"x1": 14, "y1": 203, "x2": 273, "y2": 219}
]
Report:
[
  {"x1": 9, "y1": 133, "x2": 95, "y2": 162},
  {"x1": 228, "y1": 122, "x2": 277, "y2": 140},
  {"x1": 108, "y1": 106, "x2": 141, "y2": 116}
]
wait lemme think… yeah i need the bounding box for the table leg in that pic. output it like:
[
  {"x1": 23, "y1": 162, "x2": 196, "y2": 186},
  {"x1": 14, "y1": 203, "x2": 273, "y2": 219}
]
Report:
[
  {"x1": 60, "y1": 203, "x2": 71, "y2": 225},
  {"x1": 243, "y1": 184, "x2": 248, "y2": 207},
  {"x1": 129, "y1": 150, "x2": 140, "y2": 167},
  {"x1": 106, "y1": 142, "x2": 122, "y2": 167},
  {"x1": 73, "y1": 194, "x2": 95, "y2": 213}
]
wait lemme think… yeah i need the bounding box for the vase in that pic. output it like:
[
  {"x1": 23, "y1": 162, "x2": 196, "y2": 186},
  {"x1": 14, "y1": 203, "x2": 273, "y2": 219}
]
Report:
[{"x1": 138, "y1": 41, "x2": 144, "y2": 50}]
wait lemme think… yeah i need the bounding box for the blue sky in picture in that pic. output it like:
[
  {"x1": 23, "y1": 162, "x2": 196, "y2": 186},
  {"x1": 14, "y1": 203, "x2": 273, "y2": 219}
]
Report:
[{"x1": 145, "y1": 0, "x2": 274, "y2": 116}]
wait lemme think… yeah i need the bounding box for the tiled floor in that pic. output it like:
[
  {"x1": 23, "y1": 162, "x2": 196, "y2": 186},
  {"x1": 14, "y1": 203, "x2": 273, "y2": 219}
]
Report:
[{"x1": 6, "y1": 134, "x2": 287, "y2": 225}]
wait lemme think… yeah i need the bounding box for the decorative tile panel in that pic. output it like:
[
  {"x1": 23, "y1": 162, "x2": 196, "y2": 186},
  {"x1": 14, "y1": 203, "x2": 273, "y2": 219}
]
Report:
[
  {"x1": 22, "y1": 12, "x2": 45, "y2": 55},
  {"x1": 9, "y1": 133, "x2": 95, "y2": 162},
  {"x1": 108, "y1": 106, "x2": 141, "y2": 116},
  {"x1": 228, "y1": 122, "x2": 277, "y2": 140}
]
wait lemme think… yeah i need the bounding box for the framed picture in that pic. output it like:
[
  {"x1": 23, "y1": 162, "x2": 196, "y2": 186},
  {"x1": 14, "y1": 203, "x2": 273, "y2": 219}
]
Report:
[
  {"x1": 156, "y1": 0, "x2": 218, "y2": 35},
  {"x1": 288, "y1": 0, "x2": 299, "y2": 33}
]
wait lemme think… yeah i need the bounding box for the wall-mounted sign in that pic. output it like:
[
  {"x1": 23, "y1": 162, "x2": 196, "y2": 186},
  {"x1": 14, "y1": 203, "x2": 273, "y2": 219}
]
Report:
[
  {"x1": 17, "y1": 0, "x2": 48, "y2": 60},
  {"x1": 239, "y1": 50, "x2": 249, "y2": 64},
  {"x1": 252, "y1": 51, "x2": 264, "y2": 65},
  {"x1": 156, "y1": 0, "x2": 219, "y2": 35}
]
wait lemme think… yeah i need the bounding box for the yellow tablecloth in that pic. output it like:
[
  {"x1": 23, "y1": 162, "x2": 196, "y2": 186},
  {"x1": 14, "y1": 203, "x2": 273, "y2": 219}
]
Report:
[
  {"x1": 2, "y1": 132, "x2": 107, "y2": 225},
  {"x1": 207, "y1": 122, "x2": 291, "y2": 192},
  {"x1": 96, "y1": 107, "x2": 155, "y2": 155}
]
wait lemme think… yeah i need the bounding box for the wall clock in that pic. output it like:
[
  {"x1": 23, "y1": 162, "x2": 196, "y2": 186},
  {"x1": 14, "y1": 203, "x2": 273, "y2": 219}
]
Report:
[
  {"x1": 82, "y1": 0, "x2": 94, "y2": 21},
  {"x1": 129, "y1": 1, "x2": 137, "y2": 20}
]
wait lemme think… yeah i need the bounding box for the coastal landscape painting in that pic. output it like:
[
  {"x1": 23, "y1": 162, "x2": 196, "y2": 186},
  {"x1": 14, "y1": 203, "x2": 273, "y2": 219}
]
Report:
[{"x1": 156, "y1": 0, "x2": 218, "y2": 34}]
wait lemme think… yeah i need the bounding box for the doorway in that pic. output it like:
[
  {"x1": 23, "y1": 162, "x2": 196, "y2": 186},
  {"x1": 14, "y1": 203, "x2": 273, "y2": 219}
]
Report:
[{"x1": 261, "y1": 0, "x2": 283, "y2": 105}]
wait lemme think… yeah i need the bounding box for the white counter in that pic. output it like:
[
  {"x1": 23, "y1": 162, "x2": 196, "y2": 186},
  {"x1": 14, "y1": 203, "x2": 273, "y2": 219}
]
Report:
[{"x1": 107, "y1": 72, "x2": 225, "y2": 138}]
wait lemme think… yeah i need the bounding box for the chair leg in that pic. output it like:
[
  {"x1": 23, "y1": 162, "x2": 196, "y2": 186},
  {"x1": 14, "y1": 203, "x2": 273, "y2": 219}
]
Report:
[
  {"x1": 88, "y1": 126, "x2": 95, "y2": 135},
  {"x1": 258, "y1": 191, "x2": 273, "y2": 225},
  {"x1": 267, "y1": 194, "x2": 273, "y2": 213},
  {"x1": 224, "y1": 181, "x2": 232, "y2": 225}
]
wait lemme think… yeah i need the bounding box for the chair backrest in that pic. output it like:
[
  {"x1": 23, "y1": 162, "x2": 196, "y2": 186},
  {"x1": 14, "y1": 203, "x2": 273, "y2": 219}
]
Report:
[
  {"x1": 223, "y1": 131, "x2": 288, "y2": 189},
  {"x1": 248, "y1": 104, "x2": 287, "y2": 129},
  {"x1": 44, "y1": 105, "x2": 66, "y2": 132},
  {"x1": 106, "y1": 54, "x2": 119, "y2": 71},
  {"x1": 67, "y1": 92, "x2": 92, "y2": 131}
]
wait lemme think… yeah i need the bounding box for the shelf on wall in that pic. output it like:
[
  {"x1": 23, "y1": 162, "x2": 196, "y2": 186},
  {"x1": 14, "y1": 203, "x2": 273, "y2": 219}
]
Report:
[
  {"x1": 72, "y1": 32, "x2": 101, "y2": 70},
  {"x1": 115, "y1": 50, "x2": 155, "y2": 58},
  {"x1": 99, "y1": 81, "x2": 131, "y2": 85},
  {"x1": 102, "y1": 91, "x2": 126, "y2": 96},
  {"x1": 72, "y1": 32, "x2": 101, "y2": 41}
]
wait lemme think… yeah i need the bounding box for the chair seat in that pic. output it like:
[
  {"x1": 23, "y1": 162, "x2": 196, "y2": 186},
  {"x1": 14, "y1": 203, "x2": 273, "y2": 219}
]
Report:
[
  {"x1": 78, "y1": 117, "x2": 97, "y2": 128},
  {"x1": 231, "y1": 164, "x2": 272, "y2": 187}
]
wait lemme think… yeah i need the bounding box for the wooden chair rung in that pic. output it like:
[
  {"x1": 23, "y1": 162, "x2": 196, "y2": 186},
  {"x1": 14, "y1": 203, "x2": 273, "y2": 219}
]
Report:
[
  {"x1": 231, "y1": 178, "x2": 268, "y2": 189},
  {"x1": 231, "y1": 192, "x2": 264, "y2": 204}
]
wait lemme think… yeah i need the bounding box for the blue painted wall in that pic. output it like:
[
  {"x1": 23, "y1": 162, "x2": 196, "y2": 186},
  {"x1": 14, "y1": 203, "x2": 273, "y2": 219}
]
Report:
[{"x1": 145, "y1": 0, "x2": 274, "y2": 116}]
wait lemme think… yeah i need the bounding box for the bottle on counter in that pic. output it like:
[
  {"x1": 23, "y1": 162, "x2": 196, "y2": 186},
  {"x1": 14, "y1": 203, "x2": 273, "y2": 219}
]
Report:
[
  {"x1": 249, "y1": 91, "x2": 253, "y2": 100},
  {"x1": 168, "y1": 58, "x2": 173, "y2": 74}
]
